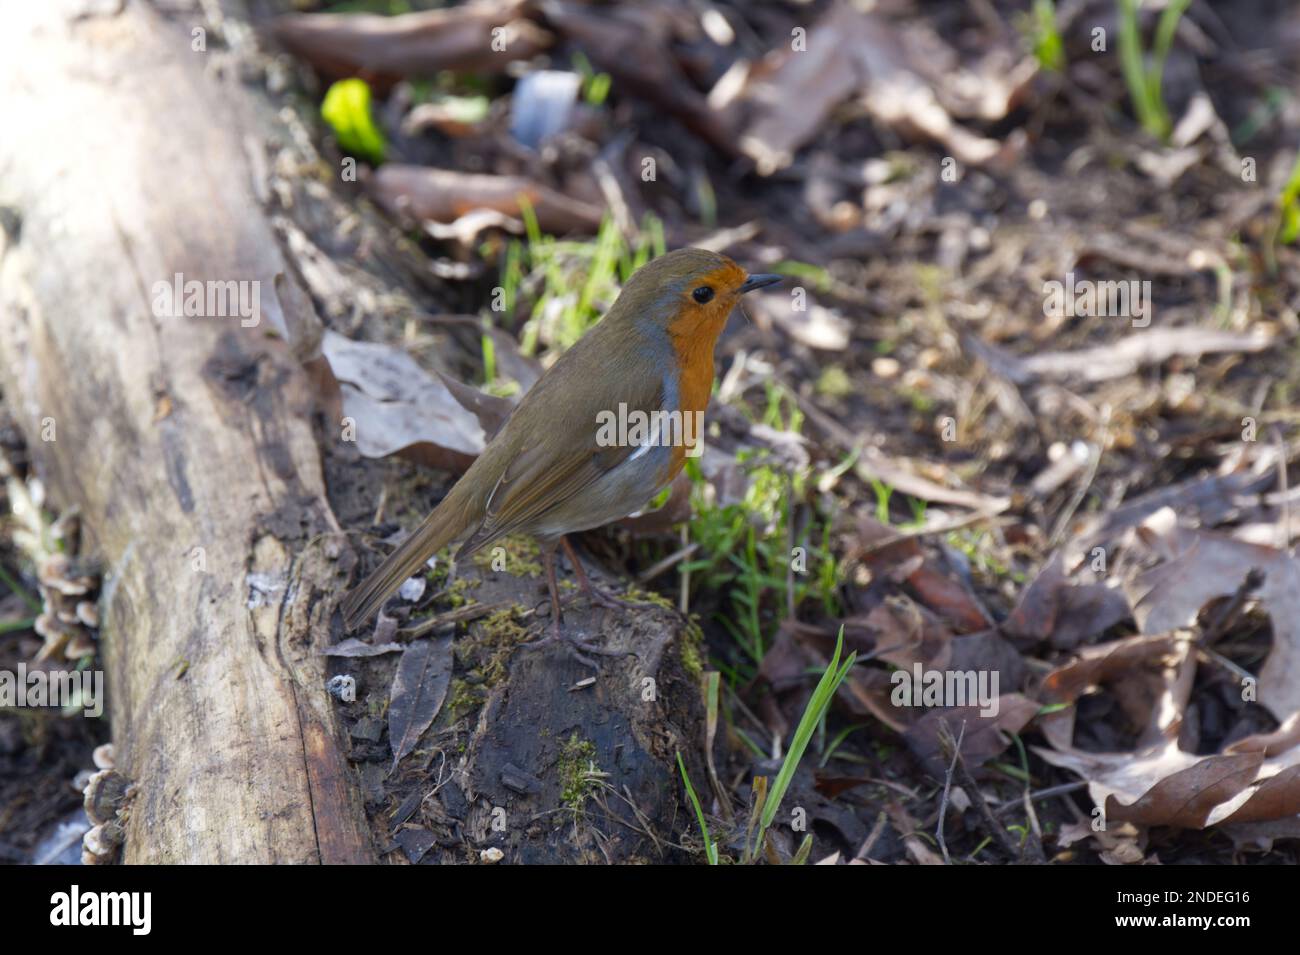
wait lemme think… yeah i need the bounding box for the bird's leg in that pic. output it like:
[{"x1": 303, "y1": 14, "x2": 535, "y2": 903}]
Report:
[
  {"x1": 543, "y1": 543, "x2": 565, "y2": 642},
  {"x1": 522, "y1": 543, "x2": 630, "y2": 667},
  {"x1": 560, "y1": 537, "x2": 643, "y2": 611}
]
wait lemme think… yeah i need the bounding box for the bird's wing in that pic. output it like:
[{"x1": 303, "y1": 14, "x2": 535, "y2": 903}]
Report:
[{"x1": 457, "y1": 369, "x2": 666, "y2": 557}]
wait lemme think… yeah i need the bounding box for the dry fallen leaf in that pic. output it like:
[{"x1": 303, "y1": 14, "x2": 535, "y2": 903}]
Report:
[
  {"x1": 1126, "y1": 507, "x2": 1300, "y2": 719},
  {"x1": 540, "y1": 0, "x2": 737, "y2": 156},
  {"x1": 1003, "y1": 552, "x2": 1131, "y2": 650},
  {"x1": 1036, "y1": 618, "x2": 1300, "y2": 831},
  {"x1": 369, "y1": 165, "x2": 605, "y2": 236},
  {"x1": 319, "y1": 330, "x2": 485, "y2": 472},
  {"x1": 847, "y1": 517, "x2": 993, "y2": 634},
  {"x1": 903, "y1": 694, "x2": 1040, "y2": 778},
  {"x1": 745, "y1": 291, "x2": 850, "y2": 351},
  {"x1": 1067, "y1": 465, "x2": 1275, "y2": 555},
  {"x1": 884, "y1": 801, "x2": 945, "y2": 865},
  {"x1": 969, "y1": 327, "x2": 1274, "y2": 386},
  {"x1": 388, "y1": 634, "x2": 455, "y2": 770},
  {"x1": 732, "y1": 1, "x2": 1021, "y2": 175},
  {"x1": 1226, "y1": 712, "x2": 1300, "y2": 758},
  {"x1": 1036, "y1": 633, "x2": 1192, "y2": 752},
  {"x1": 270, "y1": 0, "x2": 550, "y2": 84},
  {"x1": 436, "y1": 370, "x2": 518, "y2": 443},
  {"x1": 322, "y1": 638, "x2": 405, "y2": 658},
  {"x1": 1036, "y1": 738, "x2": 1300, "y2": 830}
]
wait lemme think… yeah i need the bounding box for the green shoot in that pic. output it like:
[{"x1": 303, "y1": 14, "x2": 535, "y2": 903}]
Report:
[
  {"x1": 320, "y1": 78, "x2": 386, "y2": 164},
  {"x1": 677, "y1": 753, "x2": 719, "y2": 864},
  {"x1": 819, "y1": 722, "x2": 869, "y2": 768},
  {"x1": 748, "y1": 626, "x2": 856, "y2": 861},
  {"x1": 1116, "y1": 0, "x2": 1191, "y2": 142},
  {"x1": 571, "y1": 51, "x2": 612, "y2": 108},
  {"x1": 683, "y1": 445, "x2": 840, "y2": 673},
  {"x1": 1029, "y1": 0, "x2": 1065, "y2": 72},
  {"x1": 480, "y1": 332, "x2": 496, "y2": 386},
  {"x1": 870, "y1": 477, "x2": 894, "y2": 524},
  {"x1": 1275, "y1": 150, "x2": 1300, "y2": 246},
  {"x1": 507, "y1": 211, "x2": 665, "y2": 356}
]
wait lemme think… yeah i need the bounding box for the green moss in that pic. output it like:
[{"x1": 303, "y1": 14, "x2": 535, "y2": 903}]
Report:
[
  {"x1": 447, "y1": 678, "x2": 486, "y2": 720},
  {"x1": 448, "y1": 605, "x2": 530, "y2": 693},
  {"x1": 481, "y1": 606, "x2": 528, "y2": 642},
  {"x1": 423, "y1": 547, "x2": 453, "y2": 589},
  {"x1": 902, "y1": 387, "x2": 935, "y2": 413},
  {"x1": 472, "y1": 534, "x2": 542, "y2": 578},
  {"x1": 623, "y1": 586, "x2": 674, "y2": 611},
  {"x1": 444, "y1": 576, "x2": 479, "y2": 609},
  {"x1": 678, "y1": 614, "x2": 706, "y2": 679},
  {"x1": 815, "y1": 365, "x2": 853, "y2": 399},
  {"x1": 477, "y1": 607, "x2": 530, "y2": 685},
  {"x1": 679, "y1": 639, "x2": 704, "y2": 680},
  {"x1": 557, "y1": 732, "x2": 600, "y2": 811}
]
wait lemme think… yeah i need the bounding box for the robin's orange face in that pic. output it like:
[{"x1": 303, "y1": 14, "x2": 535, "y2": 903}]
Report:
[
  {"x1": 664, "y1": 261, "x2": 751, "y2": 343},
  {"x1": 659, "y1": 261, "x2": 752, "y2": 473}
]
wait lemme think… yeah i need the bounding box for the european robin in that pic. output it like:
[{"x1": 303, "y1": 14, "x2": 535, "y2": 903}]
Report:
[{"x1": 341, "y1": 248, "x2": 781, "y2": 654}]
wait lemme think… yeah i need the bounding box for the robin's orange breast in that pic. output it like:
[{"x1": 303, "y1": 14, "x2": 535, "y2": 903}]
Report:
[{"x1": 660, "y1": 262, "x2": 744, "y2": 476}]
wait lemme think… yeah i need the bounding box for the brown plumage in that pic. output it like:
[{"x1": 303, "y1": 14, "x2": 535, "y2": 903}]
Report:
[{"x1": 341, "y1": 248, "x2": 780, "y2": 635}]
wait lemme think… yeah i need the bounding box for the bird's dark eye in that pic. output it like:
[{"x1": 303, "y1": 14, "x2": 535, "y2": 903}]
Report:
[{"x1": 692, "y1": 286, "x2": 714, "y2": 304}]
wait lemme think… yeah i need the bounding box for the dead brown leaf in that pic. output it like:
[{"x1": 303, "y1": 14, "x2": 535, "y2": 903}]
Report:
[
  {"x1": 369, "y1": 165, "x2": 605, "y2": 236},
  {"x1": 388, "y1": 634, "x2": 455, "y2": 770},
  {"x1": 904, "y1": 694, "x2": 1040, "y2": 778},
  {"x1": 319, "y1": 330, "x2": 485, "y2": 473},
  {"x1": 848, "y1": 517, "x2": 994, "y2": 634},
  {"x1": 270, "y1": 1, "x2": 550, "y2": 84},
  {"x1": 745, "y1": 291, "x2": 850, "y2": 351},
  {"x1": 1003, "y1": 552, "x2": 1131, "y2": 650},
  {"x1": 1126, "y1": 507, "x2": 1300, "y2": 719},
  {"x1": 1068, "y1": 465, "x2": 1275, "y2": 553},
  {"x1": 1225, "y1": 711, "x2": 1300, "y2": 757},
  {"x1": 1037, "y1": 633, "x2": 1191, "y2": 751},
  {"x1": 436, "y1": 370, "x2": 517, "y2": 443},
  {"x1": 1036, "y1": 739, "x2": 1300, "y2": 830},
  {"x1": 732, "y1": 2, "x2": 1021, "y2": 175},
  {"x1": 540, "y1": 0, "x2": 736, "y2": 156},
  {"x1": 971, "y1": 327, "x2": 1273, "y2": 386}
]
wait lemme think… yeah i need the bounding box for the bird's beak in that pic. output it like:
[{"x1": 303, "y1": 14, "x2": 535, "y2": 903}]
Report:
[{"x1": 739, "y1": 273, "x2": 782, "y2": 294}]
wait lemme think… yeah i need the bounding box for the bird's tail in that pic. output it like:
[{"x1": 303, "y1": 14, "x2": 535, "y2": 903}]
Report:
[{"x1": 340, "y1": 487, "x2": 476, "y2": 631}]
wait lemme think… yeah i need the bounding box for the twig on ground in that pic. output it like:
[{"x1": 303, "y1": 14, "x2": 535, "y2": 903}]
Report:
[
  {"x1": 855, "y1": 810, "x2": 889, "y2": 862},
  {"x1": 936, "y1": 719, "x2": 967, "y2": 865},
  {"x1": 938, "y1": 719, "x2": 1022, "y2": 862}
]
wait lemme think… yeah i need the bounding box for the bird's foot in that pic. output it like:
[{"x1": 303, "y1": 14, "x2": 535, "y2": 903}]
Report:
[
  {"x1": 562, "y1": 581, "x2": 645, "y2": 613},
  {"x1": 521, "y1": 617, "x2": 633, "y2": 669},
  {"x1": 558, "y1": 538, "x2": 653, "y2": 615}
]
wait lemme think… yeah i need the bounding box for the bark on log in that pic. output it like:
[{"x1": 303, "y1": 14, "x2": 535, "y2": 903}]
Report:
[
  {"x1": 0, "y1": 0, "x2": 371, "y2": 863},
  {"x1": 373, "y1": 560, "x2": 706, "y2": 864}
]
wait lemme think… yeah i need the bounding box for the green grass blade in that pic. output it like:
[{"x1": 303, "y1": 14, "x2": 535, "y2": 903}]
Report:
[
  {"x1": 677, "y1": 752, "x2": 718, "y2": 864},
  {"x1": 754, "y1": 627, "x2": 857, "y2": 852}
]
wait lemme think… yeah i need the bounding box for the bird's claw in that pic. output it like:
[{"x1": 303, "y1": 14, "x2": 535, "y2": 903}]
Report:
[
  {"x1": 521, "y1": 618, "x2": 633, "y2": 669},
  {"x1": 562, "y1": 584, "x2": 644, "y2": 613}
]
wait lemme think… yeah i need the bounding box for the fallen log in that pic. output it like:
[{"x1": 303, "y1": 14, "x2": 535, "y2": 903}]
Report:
[
  {"x1": 0, "y1": 0, "x2": 706, "y2": 864},
  {"x1": 0, "y1": 0, "x2": 369, "y2": 863}
]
